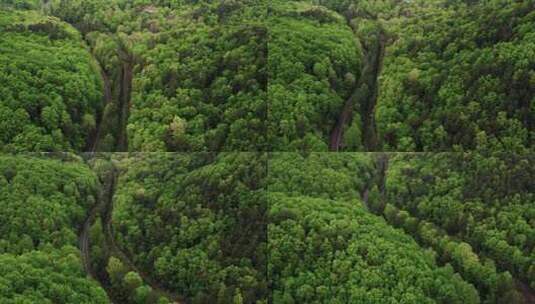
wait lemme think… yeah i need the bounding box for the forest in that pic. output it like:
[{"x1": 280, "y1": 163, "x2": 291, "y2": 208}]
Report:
[
  {"x1": 0, "y1": 0, "x2": 534, "y2": 303},
  {"x1": 1, "y1": 0, "x2": 267, "y2": 152},
  {"x1": 0, "y1": 154, "x2": 108, "y2": 303},
  {"x1": 1, "y1": 0, "x2": 532, "y2": 152},
  {"x1": 110, "y1": 153, "x2": 267, "y2": 303},
  {"x1": 0, "y1": 153, "x2": 267, "y2": 303},
  {"x1": 267, "y1": 152, "x2": 534, "y2": 303},
  {"x1": 269, "y1": 0, "x2": 534, "y2": 151},
  {"x1": 380, "y1": 153, "x2": 535, "y2": 301},
  {"x1": 0, "y1": 152, "x2": 533, "y2": 303}
]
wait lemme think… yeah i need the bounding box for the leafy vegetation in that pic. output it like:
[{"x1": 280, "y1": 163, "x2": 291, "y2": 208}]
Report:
[
  {"x1": 111, "y1": 153, "x2": 267, "y2": 303},
  {"x1": 128, "y1": 23, "x2": 267, "y2": 151},
  {"x1": 2, "y1": 0, "x2": 532, "y2": 151},
  {"x1": 0, "y1": 0, "x2": 534, "y2": 303},
  {"x1": 381, "y1": 153, "x2": 535, "y2": 296},
  {"x1": 0, "y1": 154, "x2": 98, "y2": 253},
  {"x1": 45, "y1": 0, "x2": 268, "y2": 151},
  {"x1": 0, "y1": 10, "x2": 103, "y2": 152},
  {"x1": 269, "y1": 0, "x2": 535, "y2": 151},
  {"x1": 376, "y1": 1, "x2": 535, "y2": 151},
  {"x1": 0, "y1": 247, "x2": 109, "y2": 304},
  {"x1": 268, "y1": 1, "x2": 360, "y2": 151},
  {"x1": 0, "y1": 154, "x2": 109, "y2": 302},
  {"x1": 268, "y1": 153, "x2": 482, "y2": 303}
]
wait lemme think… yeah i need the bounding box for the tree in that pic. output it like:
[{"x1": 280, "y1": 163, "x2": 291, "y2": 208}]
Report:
[
  {"x1": 133, "y1": 285, "x2": 153, "y2": 304},
  {"x1": 123, "y1": 271, "x2": 143, "y2": 292},
  {"x1": 107, "y1": 256, "x2": 127, "y2": 285}
]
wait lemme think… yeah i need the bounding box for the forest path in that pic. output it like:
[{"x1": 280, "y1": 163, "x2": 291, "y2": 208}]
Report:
[
  {"x1": 101, "y1": 164, "x2": 184, "y2": 303},
  {"x1": 42, "y1": 1, "x2": 135, "y2": 153},
  {"x1": 79, "y1": 158, "x2": 183, "y2": 303},
  {"x1": 361, "y1": 188, "x2": 369, "y2": 210},
  {"x1": 329, "y1": 24, "x2": 386, "y2": 151},
  {"x1": 89, "y1": 69, "x2": 112, "y2": 152},
  {"x1": 329, "y1": 89, "x2": 358, "y2": 151},
  {"x1": 360, "y1": 154, "x2": 389, "y2": 211},
  {"x1": 87, "y1": 47, "x2": 133, "y2": 152},
  {"x1": 376, "y1": 154, "x2": 389, "y2": 200},
  {"x1": 114, "y1": 52, "x2": 134, "y2": 152},
  {"x1": 79, "y1": 157, "x2": 116, "y2": 304},
  {"x1": 79, "y1": 198, "x2": 100, "y2": 278},
  {"x1": 360, "y1": 34, "x2": 386, "y2": 151}
]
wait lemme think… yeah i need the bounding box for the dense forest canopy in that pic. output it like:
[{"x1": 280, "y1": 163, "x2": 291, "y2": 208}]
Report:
[
  {"x1": 0, "y1": 151, "x2": 533, "y2": 303},
  {"x1": 0, "y1": 10, "x2": 103, "y2": 152},
  {"x1": 0, "y1": 0, "x2": 267, "y2": 152},
  {"x1": 268, "y1": 0, "x2": 361, "y2": 151},
  {"x1": 0, "y1": 154, "x2": 109, "y2": 302},
  {"x1": 0, "y1": 0, "x2": 534, "y2": 303},
  {"x1": 128, "y1": 23, "x2": 267, "y2": 151},
  {"x1": 111, "y1": 153, "x2": 267, "y2": 303},
  {"x1": 268, "y1": 153, "x2": 482, "y2": 303},
  {"x1": 268, "y1": 0, "x2": 535, "y2": 151},
  {"x1": 0, "y1": 154, "x2": 98, "y2": 253},
  {"x1": 0, "y1": 0, "x2": 533, "y2": 151},
  {"x1": 383, "y1": 153, "x2": 535, "y2": 293},
  {"x1": 376, "y1": 0, "x2": 535, "y2": 152},
  {"x1": 45, "y1": 0, "x2": 268, "y2": 152}
]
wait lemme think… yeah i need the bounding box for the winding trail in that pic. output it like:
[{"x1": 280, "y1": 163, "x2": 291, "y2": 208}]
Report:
[
  {"x1": 81, "y1": 34, "x2": 133, "y2": 152},
  {"x1": 361, "y1": 188, "x2": 370, "y2": 210},
  {"x1": 79, "y1": 159, "x2": 183, "y2": 303},
  {"x1": 376, "y1": 153, "x2": 389, "y2": 199},
  {"x1": 360, "y1": 153, "x2": 389, "y2": 210},
  {"x1": 89, "y1": 55, "x2": 133, "y2": 152},
  {"x1": 79, "y1": 157, "x2": 116, "y2": 304},
  {"x1": 329, "y1": 90, "x2": 358, "y2": 151},
  {"x1": 360, "y1": 34, "x2": 386, "y2": 151},
  {"x1": 79, "y1": 202, "x2": 99, "y2": 278},
  {"x1": 100, "y1": 164, "x2": 184, "y2": 303},
  {"x1": 329, "y1": 27, "x2": 386, "y2": 151}
]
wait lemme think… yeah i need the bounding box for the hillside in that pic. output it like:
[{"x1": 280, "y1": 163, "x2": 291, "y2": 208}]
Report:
[{"x1": 0, "y1": 0, "x2": 533, "y2": 303}]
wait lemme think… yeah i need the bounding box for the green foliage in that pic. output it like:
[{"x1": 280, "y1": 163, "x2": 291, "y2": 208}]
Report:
[
  {"x1": 269, "y1": 193, "x2": 479, "y2": 303},
  {"x1": 0, "y1": 154, "x2": 109, "y2": 302},
  {"x1": 128, "y1": 24, "x2": 267, "y2": 151},
  {"x1": 0, "y1": 246, "x2": 109, "y2": 303},
  {"x1": 268, "y1": 153, "x2": 481, "y2": 303},
  {"x1": 268, "y1": 152, "x2": 374, "y2": 200},
  {"x1": 0, "y1": 10, "x2": 103, "y2": 152},
  {"x1": 111, "y1": 153, "x2": 267, "y2": 303},
  {"x1": 0, "y1": 0, "x2": 533, "y2": 302},
  {"x1": 268, "y1": 1, "x2": 361, "y2": 151},
  {"x1": 0, "y1": 0, "x2": 40, "y2": 10},
  {"x1": 385, "y1": 153, "x2": 535, "y2": 295},
  {"x1": 376, "y1": 0, "x2": 535, "y2": 151},
  {"x1": 46, "y1": 0, "x2": 268, "y2": 152},
  {"x1": 123, "y1": 271, "x2": 143, "y2": 291},
  {"x1": 0, "y1": 154, "x2": 98, "y2": 252},
  {"x1": 107, "y1": 256, "x2": 128, "y2": 286}
]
